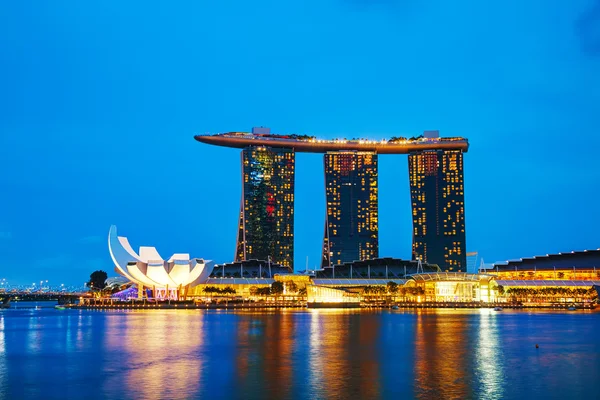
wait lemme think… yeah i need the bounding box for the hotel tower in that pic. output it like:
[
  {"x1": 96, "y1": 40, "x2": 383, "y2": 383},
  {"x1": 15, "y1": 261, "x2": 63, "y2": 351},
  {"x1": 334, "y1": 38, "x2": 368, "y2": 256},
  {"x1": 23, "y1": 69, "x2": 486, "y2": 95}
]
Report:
[
  {"x1": 408, "y1": 131, "x2": 466, "y2": 270},
  {"x1": 234, "y1": 129, "x2": 295, "y2": 268},
  {"x1": 321, "y1": 151, "x2": 379, "y2": 268},
  {"x1": 196, "y1": 128, "x2": 468, "y2": 270}
]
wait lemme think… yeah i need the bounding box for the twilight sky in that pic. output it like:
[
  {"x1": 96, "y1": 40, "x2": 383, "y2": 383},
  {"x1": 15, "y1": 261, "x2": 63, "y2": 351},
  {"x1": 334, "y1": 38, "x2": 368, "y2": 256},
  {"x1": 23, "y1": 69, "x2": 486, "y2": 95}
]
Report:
[{"x1": 1, "y1": 1, "x2": 599, "y2": 286}]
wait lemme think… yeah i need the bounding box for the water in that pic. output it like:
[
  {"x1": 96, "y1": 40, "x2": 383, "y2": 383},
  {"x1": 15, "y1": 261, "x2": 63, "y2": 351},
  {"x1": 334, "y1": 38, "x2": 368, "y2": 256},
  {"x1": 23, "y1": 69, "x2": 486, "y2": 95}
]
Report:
[{"x1": 0, "y1": 308, "x2": 598, "y2": 400}]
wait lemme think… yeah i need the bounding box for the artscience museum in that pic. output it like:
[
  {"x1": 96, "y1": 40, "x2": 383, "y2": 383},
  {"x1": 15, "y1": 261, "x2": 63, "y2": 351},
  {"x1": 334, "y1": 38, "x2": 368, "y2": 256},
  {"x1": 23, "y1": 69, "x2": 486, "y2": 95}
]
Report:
[{"x1": 108, "y1": 225, "x2": 214, "y2": 300}]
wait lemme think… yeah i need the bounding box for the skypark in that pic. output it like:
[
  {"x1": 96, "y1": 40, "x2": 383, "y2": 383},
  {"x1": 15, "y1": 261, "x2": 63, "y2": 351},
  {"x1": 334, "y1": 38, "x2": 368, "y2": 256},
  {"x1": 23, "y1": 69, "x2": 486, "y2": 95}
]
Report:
[
  {"x1": 194, "y1": 130, "x2": 469, "y2": 154},
  {"x1": 194, "y1": 127, "x2": 469, "y2": 270}
]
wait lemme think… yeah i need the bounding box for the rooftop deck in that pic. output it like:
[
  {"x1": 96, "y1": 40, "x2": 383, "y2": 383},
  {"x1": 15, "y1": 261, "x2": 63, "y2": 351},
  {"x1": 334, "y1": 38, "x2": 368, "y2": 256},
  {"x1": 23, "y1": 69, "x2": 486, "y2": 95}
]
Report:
[{"x1": 194, "y1": 132, "x2": 469, "y2": 154}]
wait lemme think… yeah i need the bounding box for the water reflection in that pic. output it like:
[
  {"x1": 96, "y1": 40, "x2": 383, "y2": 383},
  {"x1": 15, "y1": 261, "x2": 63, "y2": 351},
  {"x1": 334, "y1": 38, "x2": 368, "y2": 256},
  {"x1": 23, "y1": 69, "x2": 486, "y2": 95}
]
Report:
[
  {"x1": 117, "y1": 311, "x2": 204, "y2": 400},
  {"x1": 26, "y1": 315, "x2": 42, "y2": 353},
  {"x1": 414, "y1": 310, "x2": 474, "y2": 399},
  {"x1": 475, "y1": 310, "x2": 504, "y2": 399},
  {"x1": 0, "y1": 315, "x2": 5, "y2": 399},
  {"x1": 0, "y1": 315, "x2": 5, "y2": 354},
  {"x1": 307, "y1": 310, "x2": 381, "y2": 399},
  {"x1": 0, "y1": 308, "x2": 599, "y2": 399},
  {"x1": 234, "y1": 312, "x2": 295, "y2": 398}
]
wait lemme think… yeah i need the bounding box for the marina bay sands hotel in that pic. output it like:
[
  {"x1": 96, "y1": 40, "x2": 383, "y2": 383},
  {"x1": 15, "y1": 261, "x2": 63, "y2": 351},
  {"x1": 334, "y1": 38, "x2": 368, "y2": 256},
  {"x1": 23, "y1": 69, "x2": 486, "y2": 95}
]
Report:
[{"x1": 195, "y1": 128, "x2": 469, "y2": 272}]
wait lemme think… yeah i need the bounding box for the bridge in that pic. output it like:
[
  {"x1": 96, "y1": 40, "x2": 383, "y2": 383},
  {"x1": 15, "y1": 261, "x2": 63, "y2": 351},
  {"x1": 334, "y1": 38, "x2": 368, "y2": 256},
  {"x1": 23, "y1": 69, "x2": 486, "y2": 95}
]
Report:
[{"x1": 1, "y1": 291, "x2": 89, "y2": 302}]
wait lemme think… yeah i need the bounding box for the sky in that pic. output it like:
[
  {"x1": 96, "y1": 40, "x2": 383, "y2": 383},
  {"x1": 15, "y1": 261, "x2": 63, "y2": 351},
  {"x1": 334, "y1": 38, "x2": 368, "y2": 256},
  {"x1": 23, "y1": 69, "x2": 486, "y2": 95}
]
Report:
[{"x1": 1, "y1": 1, "x2": 599, "y2": 286}]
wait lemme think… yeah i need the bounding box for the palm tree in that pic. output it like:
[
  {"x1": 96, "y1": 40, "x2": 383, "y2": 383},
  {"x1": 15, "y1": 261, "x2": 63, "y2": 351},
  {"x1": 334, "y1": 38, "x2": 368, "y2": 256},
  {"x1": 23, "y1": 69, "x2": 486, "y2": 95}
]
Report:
[
  {"x1": 285, "y1": 281, "x2": 298, "y2": 295},
  {"x1": 271, "y1": 281, "x2": 284, "y2": 298},
  {"x1": 203, "y1": 286, "x2": 215, "y2": 295},
  {"x1": 387, "y1": 281, "x2": 399, "y2": 294},
  {"x1": 386, "y1": 282, "x2": 398, "y2": 303},
  {"x1": 496, "y1": 285, "x2": 505, "y2": 296},
  {"x1": 249, "y1": 286, "x2": 259, "y2": 296},
  {"x1": 298, "y1": 287, "x2": 307, "y2": 298}
]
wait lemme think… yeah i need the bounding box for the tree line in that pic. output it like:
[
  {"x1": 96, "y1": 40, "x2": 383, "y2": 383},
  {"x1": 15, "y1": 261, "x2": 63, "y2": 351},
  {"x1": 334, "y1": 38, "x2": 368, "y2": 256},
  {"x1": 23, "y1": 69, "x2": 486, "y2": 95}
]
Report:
[
  {"x1": 202, "y1": 286, "x2": 237, "y2": 295},
  {"x1": 362, "y1": 282, "x2": 425, "y2": 296},
  {"x1": 248, "y1": 281, "x2": 307, "y2": 297}
]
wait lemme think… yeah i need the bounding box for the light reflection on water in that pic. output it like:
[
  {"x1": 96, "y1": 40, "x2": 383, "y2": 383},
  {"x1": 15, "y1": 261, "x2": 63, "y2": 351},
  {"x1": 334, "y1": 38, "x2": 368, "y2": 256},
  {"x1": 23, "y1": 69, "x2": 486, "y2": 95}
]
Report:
[
  {"x1": 0, "y1": 316, "x2": 5, "y2": 400},
  {"x1": 414, "y1": 310, "x2": 474, "y2": 399},
  {"x1": 0, "y1": 308, "x2": 599, "y2": 399},
  {"x1": 475, "y1": 310, "x2": 504, "y2": 400},
  {"x1": 0, "y1": 316, "x2": 4, "y2": 355}
]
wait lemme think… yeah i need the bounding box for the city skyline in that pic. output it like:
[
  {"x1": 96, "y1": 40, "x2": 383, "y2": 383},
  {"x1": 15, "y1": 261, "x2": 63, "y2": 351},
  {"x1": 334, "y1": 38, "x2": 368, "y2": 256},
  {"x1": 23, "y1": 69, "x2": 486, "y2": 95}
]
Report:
[{"x1": 1, "y1": 1, "x2": 599, "y2": 285}]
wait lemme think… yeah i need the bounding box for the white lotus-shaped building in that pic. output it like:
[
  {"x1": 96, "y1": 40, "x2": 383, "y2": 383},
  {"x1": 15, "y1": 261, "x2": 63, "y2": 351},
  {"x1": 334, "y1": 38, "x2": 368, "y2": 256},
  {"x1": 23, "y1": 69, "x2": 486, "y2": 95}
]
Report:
[{"x1": 108, "y1": 225, "x2": 213, "y2": 299}]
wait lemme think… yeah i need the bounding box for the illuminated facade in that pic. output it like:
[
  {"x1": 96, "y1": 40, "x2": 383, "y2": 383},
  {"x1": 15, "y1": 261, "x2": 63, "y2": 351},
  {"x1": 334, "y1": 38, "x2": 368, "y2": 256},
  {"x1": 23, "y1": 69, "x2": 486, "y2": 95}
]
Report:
[
  {"x1": 488, "y1": 250, "x2": 600, "y2": 280},
  {"x1": 195, "y1": 130, "x2": 469, "y2": 154},
  {"x1": 196, "y1": 128, "x2": 470, "y2": 269},
  {"x1": 409, "y1": 272, "x2": 496, "y2": 302},
  {"x1": 322, "y1": 151, "x2": 378, "y2": 268},
  {"x1": 108, "y1": 226, "x2": 213, "y2": 299},
  {"x1": 409, "y1": 133, "x2": 466, "y2": 271},
  {"x1": 236, "y1": 145, "x2": 295, "y2": 268},
  {"x1": 306, "y1": 284, "x2": 361, "y2": 307}
]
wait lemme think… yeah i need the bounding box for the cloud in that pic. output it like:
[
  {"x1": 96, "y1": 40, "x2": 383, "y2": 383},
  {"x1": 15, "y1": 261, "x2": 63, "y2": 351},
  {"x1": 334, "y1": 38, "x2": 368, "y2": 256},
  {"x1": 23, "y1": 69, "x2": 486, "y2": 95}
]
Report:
[
  {"x1": 0, "y1": 232, "x2": 11, "y2": 240},
  {"x1": 575, "y1": 0, "x2": 600, "y2": 57}
]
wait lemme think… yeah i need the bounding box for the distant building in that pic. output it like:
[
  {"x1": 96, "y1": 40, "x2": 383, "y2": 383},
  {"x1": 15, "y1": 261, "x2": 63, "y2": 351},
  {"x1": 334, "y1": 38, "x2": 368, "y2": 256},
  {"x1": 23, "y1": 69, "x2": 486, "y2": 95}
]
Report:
[
  {"x1": 409, "y1": 149, "x2": 466, "y2": 271},
  {"x1": 235, "y1": 145, "x2": 295, "y2": 268},
  {"x1": 321, "y1": 151, "x2": 379, "y2": 268}
]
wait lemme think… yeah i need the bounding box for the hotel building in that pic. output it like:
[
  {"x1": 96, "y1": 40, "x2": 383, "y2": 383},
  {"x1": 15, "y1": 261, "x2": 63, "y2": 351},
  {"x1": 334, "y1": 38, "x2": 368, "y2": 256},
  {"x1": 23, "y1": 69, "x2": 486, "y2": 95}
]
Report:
[
  {"x1": 321, "y1": 151, "x2": 379, "y2": 268},
  {"x1": 409, "y1": 131, "x2": 466, "y2": 271},
  {"x1": 196, "y1": 128, "x2": 470, "y2": 270},
  {"x1": 235, "y1": 141, "x2": 295, "y2": 268}
]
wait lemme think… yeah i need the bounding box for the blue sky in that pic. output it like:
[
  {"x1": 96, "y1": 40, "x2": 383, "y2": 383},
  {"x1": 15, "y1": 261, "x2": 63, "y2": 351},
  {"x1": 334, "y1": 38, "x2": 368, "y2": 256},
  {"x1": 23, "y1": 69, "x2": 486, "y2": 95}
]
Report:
[{"x1": 1, "y1": 1, "x2": 599, "y2": 285}]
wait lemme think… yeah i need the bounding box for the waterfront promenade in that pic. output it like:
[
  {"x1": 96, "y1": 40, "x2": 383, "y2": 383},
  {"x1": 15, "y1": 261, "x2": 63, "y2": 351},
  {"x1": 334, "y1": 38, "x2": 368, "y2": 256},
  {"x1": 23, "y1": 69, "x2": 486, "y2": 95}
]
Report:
[{"x1": 72, "y1": 300, "x2": 596, "y2": 311}]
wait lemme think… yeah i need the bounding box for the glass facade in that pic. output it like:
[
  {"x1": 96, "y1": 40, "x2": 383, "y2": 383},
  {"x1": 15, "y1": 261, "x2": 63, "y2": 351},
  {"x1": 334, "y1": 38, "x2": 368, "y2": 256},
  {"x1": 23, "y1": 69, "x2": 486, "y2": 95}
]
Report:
[
  {"x1": 409, "y1": 149, "x2": 466, "y2": 271},
  {"x1": 235, "y1": 146, "x2": 295, "y2": 268},
  {"x1": 322, "y1": 151, "x2": 379, "y2": 268}
]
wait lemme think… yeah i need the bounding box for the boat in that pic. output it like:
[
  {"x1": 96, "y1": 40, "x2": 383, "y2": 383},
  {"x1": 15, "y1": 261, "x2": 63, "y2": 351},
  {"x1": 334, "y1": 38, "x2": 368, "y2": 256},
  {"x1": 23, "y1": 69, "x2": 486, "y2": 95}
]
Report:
[
  {"x1": 54, "y1": 305, "x2": 67, "y2": 310},
  {"x1": 391, "y1": 305, "x2": 399, "y2": 310},
  {"x1": 493, "y1": 306, "x2": 503, "y2": 311},
  {"x1": 567, "y1": 306, "x2": 577, "y2": 311}
]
